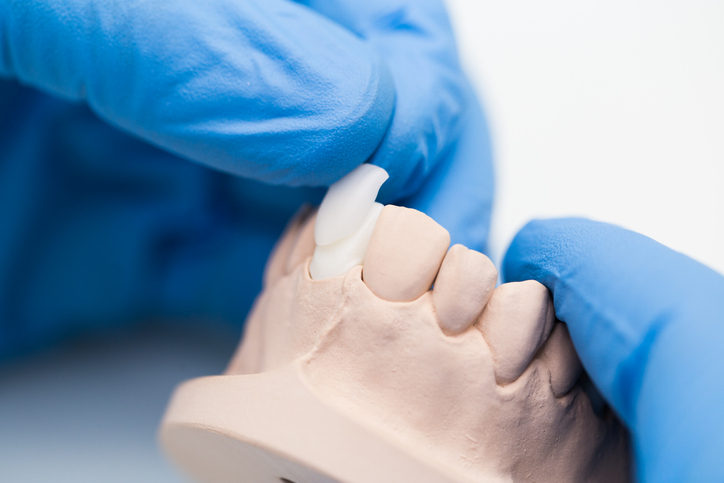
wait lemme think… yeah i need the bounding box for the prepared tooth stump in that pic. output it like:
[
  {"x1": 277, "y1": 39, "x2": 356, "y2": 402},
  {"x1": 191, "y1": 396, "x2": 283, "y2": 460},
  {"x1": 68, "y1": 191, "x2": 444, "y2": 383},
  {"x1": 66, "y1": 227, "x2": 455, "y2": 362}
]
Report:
[{"x1": 159, "y1": 164, "x2": 631, "y2": 483}]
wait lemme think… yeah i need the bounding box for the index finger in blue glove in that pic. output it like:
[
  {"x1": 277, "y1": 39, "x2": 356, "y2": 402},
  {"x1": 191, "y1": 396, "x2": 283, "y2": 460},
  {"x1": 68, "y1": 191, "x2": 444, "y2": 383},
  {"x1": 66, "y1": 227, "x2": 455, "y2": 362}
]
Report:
[
  {"x1": 0, "y1": 0, "x2": 395, "y2": 186},
  {"x1": 503, "y1": 218, "x2": 724, "y2": 482},
  {"x1": 2, "y1": 0, "x2": 491, "y2": 248},
  {"x1": 300, "y1": 1, "x2": 475, "y2": 201},
  {"x1": 301, "y1": 1, "x2": 493, "y2": 251}
]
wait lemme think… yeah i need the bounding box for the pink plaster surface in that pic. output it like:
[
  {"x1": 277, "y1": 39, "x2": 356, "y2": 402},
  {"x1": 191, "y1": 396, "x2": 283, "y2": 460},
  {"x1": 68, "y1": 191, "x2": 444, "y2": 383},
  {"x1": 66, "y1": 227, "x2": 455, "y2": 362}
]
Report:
[{"x1": 226, "y1": 205, "x2": 631, "y2": 482}]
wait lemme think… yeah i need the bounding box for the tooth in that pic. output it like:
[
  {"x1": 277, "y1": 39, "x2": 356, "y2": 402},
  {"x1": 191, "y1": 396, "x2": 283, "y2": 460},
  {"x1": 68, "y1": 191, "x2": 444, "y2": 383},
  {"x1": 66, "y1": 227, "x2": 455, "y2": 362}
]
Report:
[
  {"x1": 362, "y1": 205, "x2": 450, "y2": 302},
  {"x1": 432, "y1": 244, "x2": 498, "y2": 335},
  {"x1": 309, "y1": 202, "x2": 384, "y2": 279},
  {"x1": 476, "y1": 281, "x2": 555, "y2": 385},
  {"x1": 536, "y1": 323, "x2": 583, "y2": 398},
  {"x1": 314, "y1": 164, "x2": 389, "y2": 246}
]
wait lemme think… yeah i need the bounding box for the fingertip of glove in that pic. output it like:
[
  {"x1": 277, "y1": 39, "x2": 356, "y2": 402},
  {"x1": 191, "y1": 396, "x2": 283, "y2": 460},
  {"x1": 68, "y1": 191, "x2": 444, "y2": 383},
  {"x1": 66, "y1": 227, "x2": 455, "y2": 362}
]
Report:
[
  {"x1": 502, "y1": 217, "x2": 600, "y2": 286},
  {"x1": 503, "y1": 217, "x2": 720, "y2": 300},
  {"x1": 324, "y1": 53, "x2": 396, "y2": 179},
  {"x1": 502, "y1": 218, "x2": 557, "y2": 285}
]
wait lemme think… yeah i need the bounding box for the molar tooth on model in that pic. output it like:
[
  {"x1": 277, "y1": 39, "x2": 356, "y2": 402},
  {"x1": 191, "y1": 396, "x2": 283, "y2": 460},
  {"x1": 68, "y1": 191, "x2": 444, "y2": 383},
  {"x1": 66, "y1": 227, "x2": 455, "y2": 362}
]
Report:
[{"x1": 160, "y1": 162, "x2": 631, "y2": 483}]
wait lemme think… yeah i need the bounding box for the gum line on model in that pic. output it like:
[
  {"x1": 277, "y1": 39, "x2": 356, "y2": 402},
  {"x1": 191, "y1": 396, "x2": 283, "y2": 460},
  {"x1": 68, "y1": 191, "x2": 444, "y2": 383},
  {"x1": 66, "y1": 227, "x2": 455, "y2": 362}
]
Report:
[{"x1": 159, "y1": 164, "x2": 631, "y2": 483}]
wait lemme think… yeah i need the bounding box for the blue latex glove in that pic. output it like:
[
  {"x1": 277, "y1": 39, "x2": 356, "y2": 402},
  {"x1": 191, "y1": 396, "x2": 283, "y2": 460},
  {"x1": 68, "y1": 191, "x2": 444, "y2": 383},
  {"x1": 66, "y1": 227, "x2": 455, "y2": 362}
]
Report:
[
  {"x1": 0, "y1": 0, "x2": 492, "y2": 358},
  {"x1": 504, "y1": 218, "x2": 724, "y2": 482}
]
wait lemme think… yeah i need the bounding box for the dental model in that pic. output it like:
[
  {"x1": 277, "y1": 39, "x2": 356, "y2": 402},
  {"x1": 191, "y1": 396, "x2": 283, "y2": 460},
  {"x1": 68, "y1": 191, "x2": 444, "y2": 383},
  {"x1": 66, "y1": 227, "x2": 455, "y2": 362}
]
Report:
[{"x1": 160, "y1": 165, "x2": 631, "y2": 483}]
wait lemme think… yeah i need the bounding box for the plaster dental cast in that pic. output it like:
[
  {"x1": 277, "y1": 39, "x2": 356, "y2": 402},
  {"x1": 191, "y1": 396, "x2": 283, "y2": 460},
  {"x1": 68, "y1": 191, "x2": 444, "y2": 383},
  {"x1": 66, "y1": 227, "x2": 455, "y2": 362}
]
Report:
[{"x1": 162, "y1": 165, "x2": 630, "y2": 482}]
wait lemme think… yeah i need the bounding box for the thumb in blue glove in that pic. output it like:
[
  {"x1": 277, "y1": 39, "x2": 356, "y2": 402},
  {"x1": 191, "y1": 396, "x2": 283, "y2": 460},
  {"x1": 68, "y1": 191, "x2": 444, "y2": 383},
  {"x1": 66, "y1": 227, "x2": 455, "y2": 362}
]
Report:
[
  {"x1": 504, "y1": 218, "x2": 724, "y2": 482},
  {"x1": 0, "y1": 0, "x2": 492, "y2": 248}
]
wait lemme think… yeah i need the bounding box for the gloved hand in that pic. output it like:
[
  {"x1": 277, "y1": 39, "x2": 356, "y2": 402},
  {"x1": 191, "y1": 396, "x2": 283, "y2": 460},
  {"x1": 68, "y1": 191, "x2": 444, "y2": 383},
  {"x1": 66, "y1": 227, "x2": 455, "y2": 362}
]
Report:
[
  {"x1": 504, "y1": 218, "x2": 724, "y2": 482},
  {"x1": 0, "y1": 0, "x2": 492, "y2": 357}
]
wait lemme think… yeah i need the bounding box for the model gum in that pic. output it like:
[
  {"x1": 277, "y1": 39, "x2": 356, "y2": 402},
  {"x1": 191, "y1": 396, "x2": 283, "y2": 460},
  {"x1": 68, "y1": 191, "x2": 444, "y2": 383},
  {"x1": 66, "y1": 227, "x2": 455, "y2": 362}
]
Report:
[{"x1": 160, "y1": 164, "x2": 631, "y2": 483}]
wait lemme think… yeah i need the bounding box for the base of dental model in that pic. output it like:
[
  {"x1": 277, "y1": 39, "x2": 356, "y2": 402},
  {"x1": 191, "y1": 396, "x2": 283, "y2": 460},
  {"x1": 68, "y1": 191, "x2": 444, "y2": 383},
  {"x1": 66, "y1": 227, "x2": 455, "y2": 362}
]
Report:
[{"x1": 160, "y1": 165, "x2": 631, "y2": 483}]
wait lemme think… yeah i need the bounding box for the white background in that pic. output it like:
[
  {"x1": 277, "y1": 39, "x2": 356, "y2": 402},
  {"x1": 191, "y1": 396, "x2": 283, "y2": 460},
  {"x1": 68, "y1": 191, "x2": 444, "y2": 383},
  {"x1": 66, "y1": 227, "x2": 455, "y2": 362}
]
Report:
[
  {"x1": 448, "y1": 0, "x2": 724, "y2": 273},
  {"x1": 1, "y1": 1, "x2": 722, "y2": 481}
]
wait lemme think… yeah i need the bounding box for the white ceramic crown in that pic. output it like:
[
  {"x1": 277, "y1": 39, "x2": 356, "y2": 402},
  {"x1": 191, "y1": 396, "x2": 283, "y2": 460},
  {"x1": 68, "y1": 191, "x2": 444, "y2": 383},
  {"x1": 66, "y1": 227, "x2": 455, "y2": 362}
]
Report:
[{"x1": 310, "y1": 164, "x2": 388, "y2": 280}]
